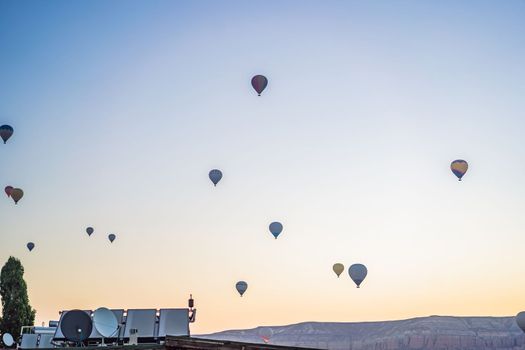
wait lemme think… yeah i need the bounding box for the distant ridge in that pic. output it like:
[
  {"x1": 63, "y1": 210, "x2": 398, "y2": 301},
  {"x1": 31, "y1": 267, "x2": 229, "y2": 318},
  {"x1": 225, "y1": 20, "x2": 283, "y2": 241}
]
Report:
[{"x1": 201, "y1": 316, "x2": 525, "y2": 350}]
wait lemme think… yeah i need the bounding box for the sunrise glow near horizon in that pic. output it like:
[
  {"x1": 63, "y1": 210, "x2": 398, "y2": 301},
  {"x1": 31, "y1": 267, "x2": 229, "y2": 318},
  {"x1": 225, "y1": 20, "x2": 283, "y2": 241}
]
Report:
[{"x1": 1, "y1": 0, "x2": 525, "y2": 335}]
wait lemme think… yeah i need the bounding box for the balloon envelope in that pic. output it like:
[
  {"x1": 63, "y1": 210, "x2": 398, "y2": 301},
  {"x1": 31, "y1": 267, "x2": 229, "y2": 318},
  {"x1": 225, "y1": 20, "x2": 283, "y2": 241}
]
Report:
[
  {"x1": 269, "y1": 222, "x2": 283, "y2": 239},
  {"x1": 236, "y1": 281, "x2": 248, "y2": 297},
  {"x1": 11, "y1": 188, "x2": 23, "y2": 204},
  {"x1": 27, "y1": 242, "x2": 35, "y2": 252},
  {"x1": 209, "y1": 169, "x2": 223, "y2": 186},
  {"x1": 259, "y1": 328, "x2": 273, "y2": 344},
  {"x1": 86, "y1": 227, "x2": 94, "y2": 236},
  {"x1": 451, "y1": 160, "x2": 468, "y2": 181},
  {"x1": 108, "y1": 234, "x2": 116, "y2": 243},
  {"x1": 5, "y1": 186, "x2": 13, "y2": 197},
  {"x1": 348, "y1": 264, "x2": 368, "y2": 288},
  {"x1": 516, "y1": 312, "x2": 525, "y2": 333},
  {"x1": 251, "y1": 75, "x2": 268, "y2": 96},
  {"x1": 0, "y1": 125, "x2": 13, "y2": 144},
  {"x1": 333, "y1": 263, "x2": 344, "y2": 277}
]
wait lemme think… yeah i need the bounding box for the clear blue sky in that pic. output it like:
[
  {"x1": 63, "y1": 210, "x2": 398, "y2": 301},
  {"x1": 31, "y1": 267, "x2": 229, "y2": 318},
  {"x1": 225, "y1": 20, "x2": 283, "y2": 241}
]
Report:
[{"x1": 1, "y1": 0, "x2": 525, "y2": 334}]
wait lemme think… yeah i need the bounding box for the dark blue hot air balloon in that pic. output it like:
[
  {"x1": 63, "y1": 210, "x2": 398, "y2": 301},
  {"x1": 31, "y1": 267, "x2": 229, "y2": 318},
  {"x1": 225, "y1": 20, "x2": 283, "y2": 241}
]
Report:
[
  {"x1": 209, "y1": 169, "x2": 223, "y2": 186},
  {"x1": 348, "y1": 264, "x2": 368, "y2": 288},
  {"x1": 269, "y1": 222, "x2": 283, "y2": 239},
  {"x1": 0, "y1": 125, "x2": 13, "y2": 144},
  {"x1": 236, "y1": 281, "x2": 248, "y2": 297}
]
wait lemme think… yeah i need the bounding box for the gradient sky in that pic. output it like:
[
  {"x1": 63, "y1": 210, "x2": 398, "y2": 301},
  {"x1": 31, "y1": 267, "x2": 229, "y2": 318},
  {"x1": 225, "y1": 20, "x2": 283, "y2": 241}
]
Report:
[{"x1": 1, "y1": 0, "x2": 525, "y2": 335}]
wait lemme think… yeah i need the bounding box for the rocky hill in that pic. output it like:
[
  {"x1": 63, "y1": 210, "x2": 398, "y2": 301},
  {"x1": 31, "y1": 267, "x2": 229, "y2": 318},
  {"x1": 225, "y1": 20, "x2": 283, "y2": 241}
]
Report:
[{"x1": 200, "y1": 316, "x2": 525, "y2": 350}]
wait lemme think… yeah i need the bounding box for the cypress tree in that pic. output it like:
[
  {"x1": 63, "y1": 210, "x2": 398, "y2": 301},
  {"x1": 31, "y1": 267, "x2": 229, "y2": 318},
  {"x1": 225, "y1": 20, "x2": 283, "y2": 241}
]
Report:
[{"x1": 0, "y1": 256, "x2": 35, "y2": 339}]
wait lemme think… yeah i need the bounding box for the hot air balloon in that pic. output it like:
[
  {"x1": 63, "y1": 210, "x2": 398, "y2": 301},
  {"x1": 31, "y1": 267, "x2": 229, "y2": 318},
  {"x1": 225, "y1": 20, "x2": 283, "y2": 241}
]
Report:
[
  {"x1": 0, "y1": 125, "x2": 13, "y2": 144},
  {"x1": 236, "y1": 281, "x2": 248, "y2": 297},
  {"x1": 27, "y1": 242, "x2": 35, "y2": 252},
  {"x1": 450, "y1": 160, "x2": 468, "y2": 181},
  {"x1": 86, "y1": 227, "x2": 94, "y2": 236},
  {"x1": 108, "y1": 234, "x2": 116, "y2": 243},
  {"x1": 259, "y1": 328, "x2": 273, "y2": 344},
  {"x1": 269, "y1": 222, "x2": 283, "y2": 239},
  {"x1": 4, "y1": 186, "x2": 13, "y2": 197},
  {"x1": 516, "y1": 312, "x2": 525, "y2": 333},
  {"x1": 333, "y1": 263, "x2": 344, "y2": 278},
  {"x1": 348, "y1": 264, "x2": 367, "y2": 288},
  {"x1": 251, "y1": 75, "x2": 268, "y2": 96},
  {"x1": 209, "y1": 169, "x2": 223, "y2": 186},
  {"x1": 10, "y1": 188, "x2": 23, "y2": 204}
]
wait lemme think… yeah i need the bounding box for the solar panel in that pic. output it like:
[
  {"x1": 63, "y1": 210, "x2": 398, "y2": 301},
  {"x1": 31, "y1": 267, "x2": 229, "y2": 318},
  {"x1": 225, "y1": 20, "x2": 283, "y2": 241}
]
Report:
[
  {"x1": 20, "y1": 334, "x2": 38, "y2": 349},
  {"x1": 158, "y1": 309, "x2": 189, "y2": 337},
  {"x1": 122, "y1": 309, "x2": 157, "y2": 340},
  {"x1": 37, "y1": 334, "x2": 54, "y2": 348}
]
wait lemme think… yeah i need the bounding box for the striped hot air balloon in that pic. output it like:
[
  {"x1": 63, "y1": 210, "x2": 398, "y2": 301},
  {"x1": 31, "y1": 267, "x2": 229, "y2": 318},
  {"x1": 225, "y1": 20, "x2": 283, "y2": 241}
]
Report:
[{"x1": 451, "y1": 159, "x2": 468, "y2": 181}]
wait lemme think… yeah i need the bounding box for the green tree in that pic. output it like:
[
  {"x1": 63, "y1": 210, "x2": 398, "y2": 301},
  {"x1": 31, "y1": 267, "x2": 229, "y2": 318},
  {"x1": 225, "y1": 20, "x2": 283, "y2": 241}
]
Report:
[{"x1": 0, "y1": 256, "x2": 35, "y2": 339}]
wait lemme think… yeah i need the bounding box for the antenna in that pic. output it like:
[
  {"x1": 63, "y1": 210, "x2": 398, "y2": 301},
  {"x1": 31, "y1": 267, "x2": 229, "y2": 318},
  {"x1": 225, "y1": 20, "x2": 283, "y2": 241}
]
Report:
[
  {"x1": 93, "y1": 307, "x2": 119, "y2": 346},
  {"x1": 189, "y1": 294, "x2": 196, "y2": 323},
  {"x1": 60, "y1": 310, "x2": 93, "y2": 345},
  {"x1": 2, "y1": 333, "x2": 14, "y2": 347}
]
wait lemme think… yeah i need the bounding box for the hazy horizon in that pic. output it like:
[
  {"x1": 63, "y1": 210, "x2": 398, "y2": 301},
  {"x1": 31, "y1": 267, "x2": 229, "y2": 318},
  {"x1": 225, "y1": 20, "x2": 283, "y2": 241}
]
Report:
[{"x1": 1, "y1": 0, "x2": 525, "y2": 334}]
